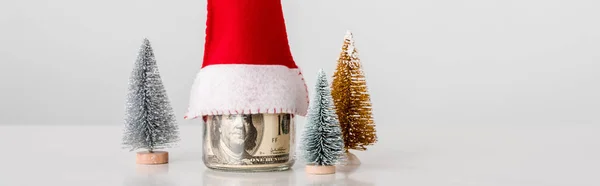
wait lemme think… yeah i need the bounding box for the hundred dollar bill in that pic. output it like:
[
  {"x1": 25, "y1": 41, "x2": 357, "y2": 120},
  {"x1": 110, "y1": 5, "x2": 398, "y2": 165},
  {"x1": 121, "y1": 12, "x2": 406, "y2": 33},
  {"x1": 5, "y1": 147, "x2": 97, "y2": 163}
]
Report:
[{"x1": 204, "y1": 114, "x2": 294, "y2": 167}]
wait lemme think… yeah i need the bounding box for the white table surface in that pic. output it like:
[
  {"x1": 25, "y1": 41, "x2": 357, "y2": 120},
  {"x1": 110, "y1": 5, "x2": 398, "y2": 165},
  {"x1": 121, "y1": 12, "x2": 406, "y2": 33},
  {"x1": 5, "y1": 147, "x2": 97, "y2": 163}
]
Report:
[{"x1": 0, "y1": 125, "x2": 598, "y2": 186}]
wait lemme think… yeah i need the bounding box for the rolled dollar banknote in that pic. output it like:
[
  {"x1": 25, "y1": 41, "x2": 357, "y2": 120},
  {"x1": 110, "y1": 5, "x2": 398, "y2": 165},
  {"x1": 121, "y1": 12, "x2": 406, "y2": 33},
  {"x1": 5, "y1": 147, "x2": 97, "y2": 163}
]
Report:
[{"x1": 203, "y1": 114, "x2": 296, "y2": 171}]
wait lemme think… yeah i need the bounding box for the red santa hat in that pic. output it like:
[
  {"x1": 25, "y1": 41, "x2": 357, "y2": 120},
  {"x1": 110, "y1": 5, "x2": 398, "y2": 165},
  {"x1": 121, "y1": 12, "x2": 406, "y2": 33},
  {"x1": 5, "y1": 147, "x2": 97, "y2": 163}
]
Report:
[{"x1": 184, "y1": 0, "x2": 309, "y2": 119}]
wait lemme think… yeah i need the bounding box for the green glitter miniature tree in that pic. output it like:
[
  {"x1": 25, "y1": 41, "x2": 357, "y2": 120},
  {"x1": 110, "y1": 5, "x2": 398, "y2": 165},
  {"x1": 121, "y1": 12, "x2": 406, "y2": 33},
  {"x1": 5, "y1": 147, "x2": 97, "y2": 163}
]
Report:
[{"x1": 301, "y1": 69, "x2": 344, "y2": 174}]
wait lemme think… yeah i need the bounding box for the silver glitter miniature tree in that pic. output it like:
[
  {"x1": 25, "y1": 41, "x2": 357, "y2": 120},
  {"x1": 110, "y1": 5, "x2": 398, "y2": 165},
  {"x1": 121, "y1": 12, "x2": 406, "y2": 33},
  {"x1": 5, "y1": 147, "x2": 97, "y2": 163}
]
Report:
[
  {"x1": 122, "y1": 38, "x2": 179, "y2": 164},
  {"x1": 301, "y1": 69, "x2": 344, "y2": 174}
]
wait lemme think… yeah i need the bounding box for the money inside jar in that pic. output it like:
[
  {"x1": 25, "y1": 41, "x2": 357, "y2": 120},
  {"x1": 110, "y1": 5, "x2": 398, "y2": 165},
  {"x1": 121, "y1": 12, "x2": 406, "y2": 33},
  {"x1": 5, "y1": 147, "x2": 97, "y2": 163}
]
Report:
[{"x1": 203, "y1": 114, "x2": 295, "y2": 171}]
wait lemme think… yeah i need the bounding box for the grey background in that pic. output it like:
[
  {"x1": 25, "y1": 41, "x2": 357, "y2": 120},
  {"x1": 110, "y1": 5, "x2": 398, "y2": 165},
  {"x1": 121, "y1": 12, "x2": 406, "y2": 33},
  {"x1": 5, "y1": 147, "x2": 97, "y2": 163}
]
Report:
[{"x1": 1, "y1": 0, "x2": 600, "y2": 126}]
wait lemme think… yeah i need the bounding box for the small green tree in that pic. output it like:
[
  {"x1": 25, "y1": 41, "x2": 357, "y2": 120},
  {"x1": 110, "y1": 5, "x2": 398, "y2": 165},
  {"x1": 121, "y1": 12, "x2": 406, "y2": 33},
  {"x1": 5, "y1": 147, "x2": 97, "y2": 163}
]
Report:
[{"x1": 301, "y1": 69, "x2": 344, "y2": 166}]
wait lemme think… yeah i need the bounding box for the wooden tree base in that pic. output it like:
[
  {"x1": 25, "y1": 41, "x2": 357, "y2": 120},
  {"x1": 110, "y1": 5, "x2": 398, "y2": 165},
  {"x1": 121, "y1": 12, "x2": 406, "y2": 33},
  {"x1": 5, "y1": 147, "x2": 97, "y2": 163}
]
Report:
[
  {"x1": 305, "y1": 165, "x2": 336, "y2": 175},
  {"x1": 136, "y1": 151, "x2": 168, "y2": 164},
  {"x1": 345, "y1": 151, "x2": 361, "y2": 165}
]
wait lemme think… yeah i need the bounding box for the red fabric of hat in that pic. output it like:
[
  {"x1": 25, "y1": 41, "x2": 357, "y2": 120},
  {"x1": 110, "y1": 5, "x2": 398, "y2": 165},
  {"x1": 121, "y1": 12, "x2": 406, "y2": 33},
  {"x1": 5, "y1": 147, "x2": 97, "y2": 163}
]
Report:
[{"x1": 185, "y1": 0, "x2": 309, "y2": 119}]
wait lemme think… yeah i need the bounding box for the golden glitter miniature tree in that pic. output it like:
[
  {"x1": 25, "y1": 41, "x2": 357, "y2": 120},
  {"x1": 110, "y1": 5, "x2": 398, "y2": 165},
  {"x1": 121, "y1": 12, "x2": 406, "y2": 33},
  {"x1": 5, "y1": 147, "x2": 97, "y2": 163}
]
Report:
[{"x1": 331, "y1": 31, "x2": 377, "y2": 164}]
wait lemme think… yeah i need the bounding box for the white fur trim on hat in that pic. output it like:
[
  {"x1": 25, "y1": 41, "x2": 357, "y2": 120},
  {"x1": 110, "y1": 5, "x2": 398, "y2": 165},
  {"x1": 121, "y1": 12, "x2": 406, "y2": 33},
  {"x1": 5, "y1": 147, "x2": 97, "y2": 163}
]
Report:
[{"x1": 184, "y1": 64, "x2": 309, "y2": 119}]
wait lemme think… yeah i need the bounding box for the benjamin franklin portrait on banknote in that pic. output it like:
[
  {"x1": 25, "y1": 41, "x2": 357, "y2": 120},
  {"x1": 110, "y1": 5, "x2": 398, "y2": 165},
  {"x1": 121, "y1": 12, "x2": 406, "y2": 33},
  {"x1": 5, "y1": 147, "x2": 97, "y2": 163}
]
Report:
[{"x1": 206, "y1": 114, "x2": 260, "y2": 165}]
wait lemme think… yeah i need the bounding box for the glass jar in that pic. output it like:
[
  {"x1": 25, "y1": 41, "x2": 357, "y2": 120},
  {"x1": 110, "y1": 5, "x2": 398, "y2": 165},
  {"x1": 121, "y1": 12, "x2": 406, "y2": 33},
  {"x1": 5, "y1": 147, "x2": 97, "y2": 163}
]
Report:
[{"x1": 202, "y1": 113, "x2": 296, "y2": 172}]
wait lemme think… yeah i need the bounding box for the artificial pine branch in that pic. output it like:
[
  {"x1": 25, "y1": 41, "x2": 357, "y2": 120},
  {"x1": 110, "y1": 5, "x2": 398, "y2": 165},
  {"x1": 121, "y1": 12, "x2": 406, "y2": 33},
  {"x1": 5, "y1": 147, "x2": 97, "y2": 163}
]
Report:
[{"x1": 122, "y1": 38, "x2": 179, "y2": 153}]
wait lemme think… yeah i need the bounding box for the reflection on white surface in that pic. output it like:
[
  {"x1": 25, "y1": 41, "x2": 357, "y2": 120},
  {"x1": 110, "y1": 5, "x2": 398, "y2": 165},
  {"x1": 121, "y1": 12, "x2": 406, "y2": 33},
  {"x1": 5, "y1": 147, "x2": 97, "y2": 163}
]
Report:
[
  {"x1": 336, "y1": 164, "x2": 360, "y2": 174},
  {"x1": 1, "y1": 126, "x2": 598, "y2": 185},
  {"x1": 135, "y1": 164, "x2": 169, "y2": 175},
  {"x1": 202, "y1": 169, "x2": 295, "y2": 186},
  {"x1": 336, "y1": 173, "x2": 375, "y2": 186},
  {"x1": 335, "y1": 164, "x2": 375, "y2": 186},
  {"x1": 123, "y1": 175, "x2": 175, "y2": 186},
  {"x1": 123, "y1": 164, "x2": 174, "y2": 186},
  {"x1": 305, "y1": 174, "x2": 336, "y2": 185},
  {"x1": 199, "y1": 166, "x2": 377, "y2": 186}
]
